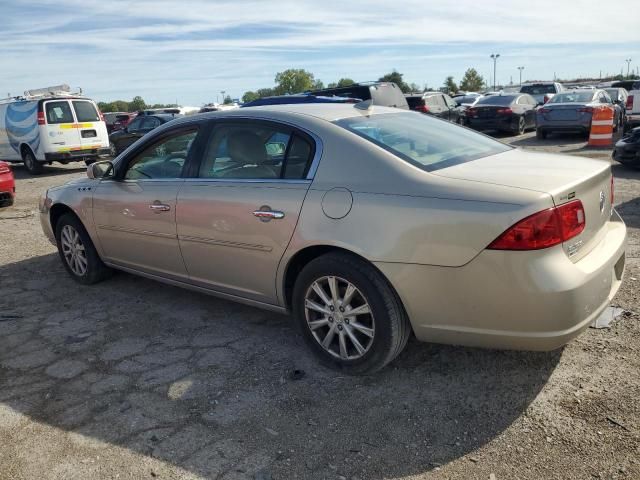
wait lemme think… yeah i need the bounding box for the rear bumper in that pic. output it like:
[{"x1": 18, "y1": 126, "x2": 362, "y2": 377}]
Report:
[
  {"x1": 0, "y1": 177, "x2": 15, "y2": 207},
  {"x1": 376, "y1": 209, "x2": 627, "y2": 351},
  {"x1": 536, "y1": 120, "x2": 590, "y2": 133},
  {"x1": 467, "y1": 117, "x2": 514, "y2": 131},
  {"x1": 45, "y1": 147, "x2": 111, "y2": 163}
]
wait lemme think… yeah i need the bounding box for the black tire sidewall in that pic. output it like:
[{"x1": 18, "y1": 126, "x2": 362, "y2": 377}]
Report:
[
  {"x1": 55, "y1": 213, "x2": 108, "y2": 285},
  {"x1": 23, "y1": 149, "x2": 43, "y2": 174},
  {"x1": 292, "y1": 255, "x2": 401, "y2": 373}
]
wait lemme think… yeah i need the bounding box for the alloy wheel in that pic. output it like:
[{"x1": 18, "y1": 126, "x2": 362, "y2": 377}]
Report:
[
  {"x1": 304, "y1": 276, "x2": 375, "y2": 360},
  {"x1": 60, "y1": 225, "x2": 88, "y2": 276}
]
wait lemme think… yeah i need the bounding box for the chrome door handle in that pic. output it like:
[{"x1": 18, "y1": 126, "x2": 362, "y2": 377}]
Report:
[
  {"x1": 252, "y1": 209, "x2": 285, "y2": 221},
  {"x1": 149, "y1": 203, "x2": 171, "y2": 212}
]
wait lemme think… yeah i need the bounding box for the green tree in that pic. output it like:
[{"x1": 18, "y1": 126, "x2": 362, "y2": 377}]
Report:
[
  {"x1": 223, "y1": 95, "x2": 233, "y2": 104},
  {"x1": 443, "y1": 76, "x2": 458, "y2": 94},
  {"x1": 459, "y1": 68, "x2": 485, "y2": 92},
  {"x1": 256, "y1": 88, "x2": 276, "y2": 98},
  {"x1": 378, "y1": 70, "x2": 410, "y2": 93},
  {"x1": 242, "y1": 91, "x2": 259, "y2": 103},
  {"x1": 408, "y1": 82, "x2": 422, "y2": 93},
  {"x1": 97, "y1": 101, "x2": 111, "y2": 113},
  {"x1": 129, "y1": 96, "x2": 146, "y2": 112},
  {"x1": 336, "y1": 78, "x2": 355, "y2": 87},
  {"x1": 274, "y1": 69, "x2": 317, "y2": 95}
]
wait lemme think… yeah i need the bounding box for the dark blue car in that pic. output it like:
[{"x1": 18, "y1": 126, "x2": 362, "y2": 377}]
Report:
[{"x1": 242, "y1": 94, "x2": 360, "y2": 108}]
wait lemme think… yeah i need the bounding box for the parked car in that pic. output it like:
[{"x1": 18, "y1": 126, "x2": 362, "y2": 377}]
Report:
[
  {"x1": 405, "y1": 92, "x2": 463, "y2": 124},
  {"x1": 519, "y1": 82, "x2": 564, "y2": 105},
  {"x1": 308, "y1": 82, "x2": 409, "y2": 109},
  {"x1": 111, "y1": 113, "x2": 137, "y2": 133},
  {"x1": 613, "y1": 127, "x2": 640, "y2": 168},
  {"x1": 454, "y1": 94, "x2": 485, "y2": 125},
  {"x1": 103, "y1": 112, "x2": 127, "y2": 134},
  {"x1": 108, "y1": 113, "x2": 182, "y2": 156},
  {"x1": 619, "y1": 80, "x2": 640, "y2": 131},
  {"x1": 605, "y1": 88, "x2": 629, "y2": 129},
  {"x1": 0, "y1": 161, "x2": 15, "y2": 208},
  {"x1": 466, "y1": 93, "x2": 537, "y2": 135},
  {"x1": 39, "y1": 103, "x2": 626, "y2": 373},
  {"x1": 535, "y1": 90, "x2": 619, "y2": 139},
  {"x1": 242, "y1": 94, "x2": 359, "y2": 108},
  {"x1": 0, "y1": 84, "x2": 110, "y2": 174}
]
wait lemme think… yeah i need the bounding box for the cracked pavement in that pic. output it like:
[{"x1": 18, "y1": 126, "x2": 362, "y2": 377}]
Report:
[{"x1": 1, "y1": 134, "x2": 639, "y2": 479}]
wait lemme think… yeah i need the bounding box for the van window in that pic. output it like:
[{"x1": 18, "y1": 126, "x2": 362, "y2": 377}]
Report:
[
  {"x1": 46, "y1": 101, "x2": 74, "y2": 124},
  {"x1": 72, "y1": 101, "x2": 100, "y2": 122}
]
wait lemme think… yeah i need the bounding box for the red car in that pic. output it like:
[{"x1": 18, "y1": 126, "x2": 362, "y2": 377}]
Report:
[
  {"x1": 111, "y1": 112, "x2": 137, "y2": 132},
  {"x1": 0, "y1": 161, "x2": 15, "y2": 208}
]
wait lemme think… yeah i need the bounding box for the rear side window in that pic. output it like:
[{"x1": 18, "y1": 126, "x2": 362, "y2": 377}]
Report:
[
  {"x1": 45, "y1": 101, "x2": 74, "y2": 124},
  {"x1": 72, "y1": 101, "x2": 100, "y2": 122},
  {"x1": 335, "y1": 112, "x2": 511, "y2": 172},
  {"x1": 405, "y1": 97, "x2": 423, "y2": 109}
]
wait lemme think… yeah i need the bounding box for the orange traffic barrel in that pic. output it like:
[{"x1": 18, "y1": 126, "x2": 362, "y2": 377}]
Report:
[{"x1": 588, "y1": 105, "x2": 614, "y2": 147}]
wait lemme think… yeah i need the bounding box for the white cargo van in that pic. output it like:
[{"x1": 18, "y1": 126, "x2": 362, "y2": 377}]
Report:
[{"x1": 0, "y1": 85, "x2": 109, "y2": 174}]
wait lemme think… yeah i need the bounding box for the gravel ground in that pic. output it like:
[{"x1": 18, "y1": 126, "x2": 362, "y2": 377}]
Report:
[{"x1": 0, "y1": 131, "x2": 639, "y2": 480}]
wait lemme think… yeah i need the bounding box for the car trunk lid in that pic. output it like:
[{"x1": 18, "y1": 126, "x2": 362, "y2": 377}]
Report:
[{"x1": 433, "y1": 149, "x2": 613, "y2": 261}]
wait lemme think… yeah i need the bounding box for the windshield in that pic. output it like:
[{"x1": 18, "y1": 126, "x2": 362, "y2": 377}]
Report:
[
  {"x1": 476, "y1": 96, "x2": 515, "y2": 106},
  {"x1": 548, "y1": 92, "x2": 594, "y2": 103},
  {"x1": 334, "y1": 112, "x2": 511, "y2": 172},
  {"x1": 520, "y1": 84, "x2": 556, "y2": 95}
]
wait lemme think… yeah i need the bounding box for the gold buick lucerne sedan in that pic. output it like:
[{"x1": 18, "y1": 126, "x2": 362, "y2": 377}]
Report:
[{"x1": 39, "y1": 103, "x2": 627, "y2": 373}]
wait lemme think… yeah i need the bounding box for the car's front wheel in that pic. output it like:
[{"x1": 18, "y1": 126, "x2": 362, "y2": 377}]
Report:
[
  {"x1": 55, "y1": 213, "x2": 112, "y2": 285},
  {"x1": 292, "y1": 253, "x2": 411, "y2": 374}
]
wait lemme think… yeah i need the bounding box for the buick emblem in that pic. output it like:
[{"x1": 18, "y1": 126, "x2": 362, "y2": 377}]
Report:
[{"x1": 599, "y1": 191, "x2": 605, "y2": 213}]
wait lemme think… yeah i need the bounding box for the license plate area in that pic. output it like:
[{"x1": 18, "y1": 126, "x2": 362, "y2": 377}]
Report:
[{"x1": 81, "y1": 130, "x2": 97, "y2": 138}]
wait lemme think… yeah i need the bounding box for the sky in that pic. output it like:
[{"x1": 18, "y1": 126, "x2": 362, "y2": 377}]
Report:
[{"x1": 1, "y1": 0, "x2": 638, "y2": 106}]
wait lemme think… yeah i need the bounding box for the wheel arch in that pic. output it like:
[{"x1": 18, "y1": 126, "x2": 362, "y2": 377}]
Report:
[
  {"x1": 49, "y1": 203, "x2": 78, "y2": 234},
  {"x1": 281, "y1": 244, "x2": 408, "y2": 320},
  {"x1": 19, "y1": 142, "x2": 35, "y2": 159}
]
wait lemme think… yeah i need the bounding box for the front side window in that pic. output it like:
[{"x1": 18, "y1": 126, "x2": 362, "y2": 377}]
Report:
[
  {"x1": 335, "y1": 112, "x2": 511, "y2": 172},
  {"x1": 124, "y1": 129, "x2": 197, "y2": 180},
  {"x1": 198, "y1": 122, "x2": 313, "y2": 180},
  {"x1": 72, "y1": 101, "x2": 100, "y2": 122},
  {"x1": 45, "y1": 101, "x2": 74, "y2": 124}
]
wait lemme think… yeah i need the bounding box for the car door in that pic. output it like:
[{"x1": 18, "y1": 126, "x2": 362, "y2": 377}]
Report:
[
  {"x1": 43, "y1": 100, "x2": 81, "y2": 152},
  {"x1": 443, "y1": 94, "x2": 459, "y2": 122},
  {"x1": 92, "y1": 126, "x2": 200, "y2": 279},
  {"x1": 176, "y1": 119, "x2": 317, "y2": 305}
]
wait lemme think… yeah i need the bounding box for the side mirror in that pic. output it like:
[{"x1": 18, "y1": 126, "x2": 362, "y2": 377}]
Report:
[{"x1": 87, "y1": 160, "x2": 114, "y2": 179}]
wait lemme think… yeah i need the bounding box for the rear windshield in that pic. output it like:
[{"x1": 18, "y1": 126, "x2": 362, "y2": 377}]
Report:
[
  {"x1": 45, "y1": 101, "x2": 74, "y2": 124},
  {"x1": 520, "y1": 84, "x2": 556, "y2": 95},
  {"x1": 405, "y1": 97, "x2": 424, "y2": 108},
  {"x1": 476, "y1": 96, "x2": 515, "y2": 106},
  {"x1": 72, "y1": 101, "x2": 100, "y2": 122},
  {"x1": 455, "y1": 95, "x2": 479, "y2": 105},
  {"x1": 334, "y1": 112, "x2": 511, "y2": 172},
  {"x1": 548, "y1": 92, "x2": 594, "y2": 103}
]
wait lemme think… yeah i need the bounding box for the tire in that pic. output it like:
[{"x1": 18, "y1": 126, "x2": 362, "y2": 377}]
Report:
[
  {"x1": 292, "y1": 252, "x2": 411, "y2": 374},
  {"x1": 536, "y1": 128, "x2": 547, "y2": 140},
  {"x1": 514, "y1": 116, "x2": 526, "y2": 135},
  {"x1": 22, "y1": 148, "x2": 43, "y2": 175},
  {"x1": 55, "y1": 213, "x2": 112, "y2": 285}
]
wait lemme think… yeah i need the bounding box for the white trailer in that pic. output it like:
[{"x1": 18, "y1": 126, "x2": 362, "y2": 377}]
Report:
[{"x1": 0, "y1": 84, "x2": 109, "y2": 174}]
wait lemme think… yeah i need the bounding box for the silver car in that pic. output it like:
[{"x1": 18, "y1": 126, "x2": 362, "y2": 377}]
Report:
[
  {"x1": 39, "y1": 104, "x2": 627, "y2": 373},
  {"x1": 536, "y1": 90, "x2": 618, "y2": 139}
]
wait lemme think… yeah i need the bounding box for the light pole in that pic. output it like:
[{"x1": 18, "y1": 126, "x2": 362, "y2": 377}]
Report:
[
  {"x1": 625, "y1": 58, "x2": 632, "y2": 78},
  {"x1": 220, "y1": 90, "x2": 226, "y2": 104},
  {"x1": 517, "y1": 66, "x2": 525, "y2": 86},
  {"x1": 490, "y1": 54, "x2": 500, "y2": 91}
]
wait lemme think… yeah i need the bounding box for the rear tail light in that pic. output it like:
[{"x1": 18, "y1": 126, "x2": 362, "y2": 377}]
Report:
[
  {"x1": 543, "y1": 95, "x2": 551, "y2": 103},
  {"x1": 537, "y1": 107, "x2": 551, "y2": 114},
  {"x1": 610, "y1": 175, "x2": 614, "y2": 207},
  {"x1": 578, "y1": 106, "x2": 593, "y2": 113},
  {"x1": 488, "y1": 200, "x2": 585, "y2": 251},
  {"x1": 415, "y1": 105, "x2": 430, "y2": 113},
  {"x1": 496, "y1": 108, "x2": 513, "y2": 114},
  {"x1": 37, "y1": 111, "x2": 46, "y2": 125},
  {"x1": 0, "y1": 163, "x2": 10, "y2": 174},
  {"x1": 626, "y1": 95, "x2": 634, "y2": 110},
  {"x1": 467, "y1": 108, "x2": 477, "y2": 116}
]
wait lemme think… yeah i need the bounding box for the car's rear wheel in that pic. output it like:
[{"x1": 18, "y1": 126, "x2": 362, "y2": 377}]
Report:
[
  {"x1": 292, "y1": 253, "x2": 411, "y2": 374},
  {"x1": 22, "y1": 148, "x2": 43, "y2": 175},
  {"x1": 55, "y1": 213, "x2": 112, "y2": 285},
  {"x1": 515, "y1": 116, "x2": 526, "y2": 135},
  {"x1": 536, "y1": 128, "x2": 547, "y2": 140}
]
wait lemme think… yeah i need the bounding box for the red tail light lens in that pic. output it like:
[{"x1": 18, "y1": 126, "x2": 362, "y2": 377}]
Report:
[
  {"x1": 37, "y1": 111, "x2": 46, "y2": 125},
  {"x1": 488, "y1": 200, "x2": 585, "y2": 251},
  {"x1": 610, "y1": 175, "x2": 614, "y2": 206},
  {"x1": 537, "y1": 107, "x2": 551, "y2": 114},
  {"x1": 626, "y1": 95, "x2": 634, "y2": 110},
  {"x1": 578, "y1": 106, "x2": 593, "y2": 113},
  {"x1": 543, "y1": 95, "x2": 551, "y2": 103},
  {"x1": 496, "y1": 108, "x2": 513, "y2": 114},
  {"x1": 0, "y1": 162, "x2": 10, "y2": 174},
  {"x1": 415, "y1": 104, "x2": 430, "y2": 113},
  {"x1": 467, "y1": 107, "x2": 477, "y2": 116}
]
